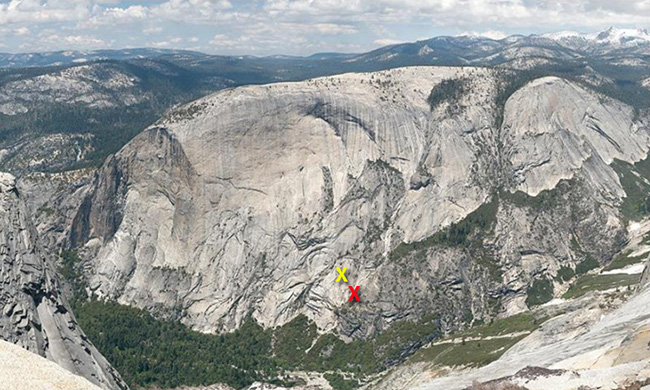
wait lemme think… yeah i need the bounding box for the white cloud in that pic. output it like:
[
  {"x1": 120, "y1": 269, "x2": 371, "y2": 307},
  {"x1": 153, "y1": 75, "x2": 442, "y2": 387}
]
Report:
[
  {"x1": 62, "y1": 34, "x2": 106, "y2": 47},
  {"x1": 209, "y1": 33, "x2": 249, "y2": 48},
  {"x1": 208, "y1": 30, "x2": 309, "y2": 53},
  {"x1": 1, "y1": 0, "x2": 650, "y2": 55},
  {"x1": 80, "y1": 5, "x2": 149, "y2": 28},
  {"x1": 143, "y1": 26, "x2": 163, "y2": 35},
  {"x1": 313, "y1": 23, "x2": 358, "y2": 35},
  {"x1": 151, "y1": 40, "x2": 172, "y2": 48},
  {"x1": 373, "y1": 38, "x2": 406, "y2": 45},
  {"x1": 14, "y1": 26, "x2": 30, "y2": 36},
  {"x1": 23, "y1": 32, "x2": 110, "y2": 51},
  {"x1": 0, "y1": 0, "x2": 91, "y2": 25},
  {"x1": 150, "y1": 0, "x2": 236, "y2": 24},
  {"x1": 150, "y1": 37, "x2": 184, "y2": 48}
]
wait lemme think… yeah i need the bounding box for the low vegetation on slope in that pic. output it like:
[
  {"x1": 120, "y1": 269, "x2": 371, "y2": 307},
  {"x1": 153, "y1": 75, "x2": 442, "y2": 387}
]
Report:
[
  {"x1": 611, "y1": 156, "x2": 650, "y2": 221},
  {"x1": 411, "y1": 312, "x2": 546, "y2": 368},
  {"x1": 562, "y1": 274, "x2": 640, "y2": 299},
  {"x1": 427, "y1": 77, "x2": 470, "y2": 114},
  {"x1": 605, "y1": 249, "x2": 647, "y2": 271},
  {"x1": 525, "y1": 278, "x2": 554, "y2": 307},
  {"x1": 413, "y1": 336, "x2": 528, "y2": 368}
]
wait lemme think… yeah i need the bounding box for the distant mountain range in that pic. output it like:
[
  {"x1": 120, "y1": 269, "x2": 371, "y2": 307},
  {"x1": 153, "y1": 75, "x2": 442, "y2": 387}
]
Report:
[
  {"x1": 1, "y1": 27, "x2": 648, "y2": 70},
  {"x1": 0, "y1": 48, "x2": 207, "y2": 68},
  {"x1": 542, "y1": 27, "x2": 650, "y2": 50}
]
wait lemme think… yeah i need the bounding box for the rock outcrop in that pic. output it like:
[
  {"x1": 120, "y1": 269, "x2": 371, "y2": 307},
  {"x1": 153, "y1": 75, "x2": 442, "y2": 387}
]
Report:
[
  {"x1": 411, "y1": 256, "x2": 650, "y2": 390},
  {"x1": 0, "y1": 338, "x2": 102, "y2": 390},
  {"x1": 69, "y1": 67, "x2": 649, "y2": 338},
  {"x1": 0, "y1": 172, "x2": 126, "y2": 390},
  {"x1": 366, "y1": 220, "x2": 650, "y2": 390}
]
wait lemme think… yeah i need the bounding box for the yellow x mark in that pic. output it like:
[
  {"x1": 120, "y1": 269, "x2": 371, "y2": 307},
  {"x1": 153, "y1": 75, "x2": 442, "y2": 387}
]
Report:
[{"x1": 336, "y1": 266, "x2": 348, "y2": 282}]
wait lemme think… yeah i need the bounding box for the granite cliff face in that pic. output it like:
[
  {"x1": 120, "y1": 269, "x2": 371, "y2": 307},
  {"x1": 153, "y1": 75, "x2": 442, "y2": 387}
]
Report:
[
  {"x1": 69, "y1": 67, "x2": 649, "y2": 339},
  {"x1": 0, "y1": 172, "x2": 126, "y2": 390}
]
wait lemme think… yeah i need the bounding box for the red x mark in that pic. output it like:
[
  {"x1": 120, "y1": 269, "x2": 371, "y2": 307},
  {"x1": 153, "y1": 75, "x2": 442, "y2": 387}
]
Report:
[{"x1": 348, "y1": 286, "x2": 360, "y2": 301}]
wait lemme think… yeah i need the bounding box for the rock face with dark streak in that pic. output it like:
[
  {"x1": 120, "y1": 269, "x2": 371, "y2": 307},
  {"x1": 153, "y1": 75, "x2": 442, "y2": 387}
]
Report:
[
  {"x1": 0, "y1": 172, "x2": 127, "y2": 390},
  {"x1": 70, "y1": 67, "x2": 648, "y2": 339}
]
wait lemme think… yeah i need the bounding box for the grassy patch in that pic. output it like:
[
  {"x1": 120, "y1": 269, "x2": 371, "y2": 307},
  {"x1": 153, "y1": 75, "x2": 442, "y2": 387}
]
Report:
[
  {"x1": 460, "y1": 312, "x2": 542, "y2": 339},
  {"x1": 526, "y1": 278, "x2": 554, "y2": 307},
  {"x1": 556, "y1": 266, "x2": 575, "y2": 283},
  {"x1": 562, "y1": 274, "x2": 641, "y2": 299},
  {"x1": 324, "y1": 373, "x2": 359, "y2": 390},
  {"x1": 604, "y1": 251, "x2": 647, "y2": 271},
  {"x1": 611, "y1": 157, "x2": 650, "y2": 221},
  {"x1": 411, "y1": 336, "x2": 527, "y2": 367},
  {"x1": 410, "y1": 312, "x2": 544, "y2": 368},
  {"x1": 427, "y1": 77, "x2": 470, "y2": 114},
  {"x1": 575, "y1": 255, "x2": 600, "y2": 275}
]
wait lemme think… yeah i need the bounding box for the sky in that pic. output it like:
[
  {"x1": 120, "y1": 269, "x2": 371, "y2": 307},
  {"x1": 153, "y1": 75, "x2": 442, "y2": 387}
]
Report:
[{"x1": 0, "y1": 0, "x2": 649, "y2": 56}]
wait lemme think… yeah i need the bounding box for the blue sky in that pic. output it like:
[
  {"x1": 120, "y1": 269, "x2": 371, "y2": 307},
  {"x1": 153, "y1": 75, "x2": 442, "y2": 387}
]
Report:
[{"x1": 0, "y1": 0, "x2": 649, "y2": 55}]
